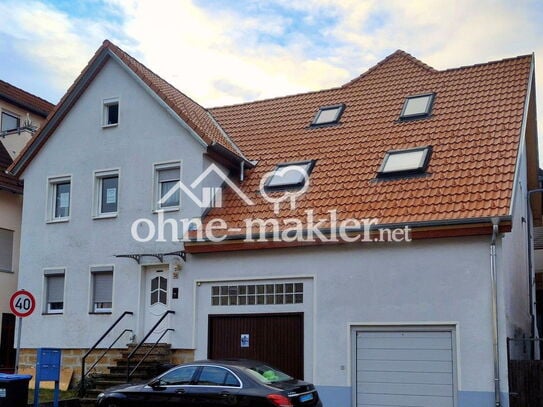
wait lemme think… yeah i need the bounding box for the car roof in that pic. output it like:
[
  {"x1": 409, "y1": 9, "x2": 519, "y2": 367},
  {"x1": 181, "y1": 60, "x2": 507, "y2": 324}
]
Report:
[{"x1": 189, "y1": 359, "x2": 263, "y2": 368}]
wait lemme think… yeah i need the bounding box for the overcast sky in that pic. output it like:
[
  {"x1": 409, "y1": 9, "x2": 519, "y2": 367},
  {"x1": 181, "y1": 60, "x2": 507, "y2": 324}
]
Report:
[{"x1": 1, "y1": 0, "x2": 542, "y2": 133}]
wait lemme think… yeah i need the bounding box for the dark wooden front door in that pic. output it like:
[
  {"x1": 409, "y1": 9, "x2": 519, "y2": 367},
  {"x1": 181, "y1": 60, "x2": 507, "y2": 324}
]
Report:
[
  {"x1": 208, "y1": 313, "x2": 304, "y2": 379},
  {"x1": 0, "y1": 313, "x2": 15, "y2": 372}
]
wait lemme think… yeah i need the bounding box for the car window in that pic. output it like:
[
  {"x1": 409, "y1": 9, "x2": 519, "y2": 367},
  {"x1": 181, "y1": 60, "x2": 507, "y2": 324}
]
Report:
[
  {"x1": 246, "y1": 364, "x2": 293, "y2": 384},
  {"x1": 159, "y1": 366, "x2": 198, "y2": 385},
  {"x1": 195, "y1": 366, "x2": 241, "y2": 387}
]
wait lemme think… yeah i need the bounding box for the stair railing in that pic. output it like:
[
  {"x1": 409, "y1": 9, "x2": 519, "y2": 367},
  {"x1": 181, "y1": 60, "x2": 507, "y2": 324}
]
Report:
[
  {"x1": 126, "y1": 310, "x2": 175, "y2": 382},
  {"x1": 79, "y1": 311, "x2": 133, "y2": 396},
  {"x1": 127, "y1": 328, "x2": 174, "y2": 380}
]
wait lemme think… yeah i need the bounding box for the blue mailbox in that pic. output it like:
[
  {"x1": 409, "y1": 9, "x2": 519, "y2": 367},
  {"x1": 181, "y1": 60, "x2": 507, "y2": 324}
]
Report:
[{"x1": 34, "y1": 348, "x2": 61, "y2": 407}]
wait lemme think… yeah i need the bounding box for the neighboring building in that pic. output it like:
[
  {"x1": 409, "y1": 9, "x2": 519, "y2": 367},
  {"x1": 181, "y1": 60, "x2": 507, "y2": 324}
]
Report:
[
  {"x1": 0, "y1": 80, "x2": 53, "y2": 372},
  {"x1": 8, "y1": 40, "x2": 539, "y2": 407}
]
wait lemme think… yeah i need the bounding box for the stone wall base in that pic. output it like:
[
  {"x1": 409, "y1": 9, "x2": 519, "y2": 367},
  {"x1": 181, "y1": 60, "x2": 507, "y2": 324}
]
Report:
[{"x1": 18, "y1": 348, "x2": 195, "y2": 388}]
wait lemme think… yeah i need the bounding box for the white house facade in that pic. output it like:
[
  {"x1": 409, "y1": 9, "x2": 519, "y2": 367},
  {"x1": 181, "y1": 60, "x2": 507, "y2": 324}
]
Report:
[{"x1": 10, "y1": 41, "x2": 539, "y2": 407}]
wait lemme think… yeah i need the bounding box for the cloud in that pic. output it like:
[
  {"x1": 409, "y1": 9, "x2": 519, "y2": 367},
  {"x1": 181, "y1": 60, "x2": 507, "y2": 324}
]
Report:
[
  {"x1": 0, "y1": 0, "x2": 116, "y2": 100},
  {"x1": 107, "y1": 0, "x2": 351, "y2": 106},
  {"x1": 0, "y1": 0, "x2": 542, "y2": 148}
]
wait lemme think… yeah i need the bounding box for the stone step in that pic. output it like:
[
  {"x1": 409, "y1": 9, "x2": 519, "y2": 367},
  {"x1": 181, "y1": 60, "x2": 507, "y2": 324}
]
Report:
[
  {"x1": 117, "y1": 353, "x2": 171, "y2": 362},
  {"x1": 126, "y1": 343, "x2": 171, "y2": 351}
]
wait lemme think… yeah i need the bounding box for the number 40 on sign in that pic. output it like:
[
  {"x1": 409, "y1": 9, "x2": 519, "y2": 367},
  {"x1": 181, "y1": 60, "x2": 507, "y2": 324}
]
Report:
[{"x1": 10, "y1": 290, "x2": 36, "y2": 318}]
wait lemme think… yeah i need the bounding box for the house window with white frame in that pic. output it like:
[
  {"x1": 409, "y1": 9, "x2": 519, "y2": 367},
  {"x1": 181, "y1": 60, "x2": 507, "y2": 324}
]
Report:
[
  {"x1": 0, "y1": 228, "x2": 14, "y2": 272},
  {"x1": 44, "y1": 270, "x2": 65, "y2": 314},
  {"x1": 1, "y1": 111, "x2": 20, "y2": 132},
  {"x1": 91, "y1": 266, "x2": 113, "y2": 313},
  {"x1": 94, "y1": 170, "x2": 119, "y2": 217},
  {"x1": 47, "y1": 176, "x2": 71, "y2": 221},
  {"x1": 154, "y1": 162, "x2": 181, "y2": 210},
  {"x1": 102, "y1": 98, "x2": 119, "y2": 127}
]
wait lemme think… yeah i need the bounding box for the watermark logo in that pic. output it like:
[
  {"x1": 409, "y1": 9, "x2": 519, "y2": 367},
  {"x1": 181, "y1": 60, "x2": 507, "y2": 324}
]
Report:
[
  {"x1": 131, "y1": 164, "x2": 412, "y2": 244},
  {"x1": 259, "y1": 165, "x2": 310, "y2": 214},
  {"x1": 159, "y1": 163, "x2": 254, "y2": 208}
]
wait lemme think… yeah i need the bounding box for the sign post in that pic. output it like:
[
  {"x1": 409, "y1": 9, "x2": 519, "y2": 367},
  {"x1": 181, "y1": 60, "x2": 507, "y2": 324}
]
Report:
[{"x1": 9, "y1": 290, "x2": 36, "y2": 372}]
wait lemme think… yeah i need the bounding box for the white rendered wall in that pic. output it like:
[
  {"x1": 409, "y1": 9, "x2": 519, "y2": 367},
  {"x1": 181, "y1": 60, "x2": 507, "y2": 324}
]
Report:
[
  {"x1": 17, "y1": 58, "x2": 209, "y2": 347},
  {"x1": 179, "y1": 236, "x2": 496, "y2": 394}
]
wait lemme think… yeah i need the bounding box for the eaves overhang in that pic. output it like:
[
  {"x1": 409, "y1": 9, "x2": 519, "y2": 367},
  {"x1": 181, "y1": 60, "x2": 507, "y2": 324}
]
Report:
[{"x1": 184, "y1": 215, "x2": 513, "y2": 254}]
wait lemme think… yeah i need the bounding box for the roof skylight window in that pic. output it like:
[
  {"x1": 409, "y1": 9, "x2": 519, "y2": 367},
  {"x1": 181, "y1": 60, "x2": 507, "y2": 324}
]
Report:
[
  {"x1": 265, "y1": 160, "x2": 316, "y2": 189},
  {"x1": 399, "y1": 93, "x2": 435, "y2": 120},
  {"x1": 311, "y1": 104, "x2": 345, "y2": 126},
  {"x1": 378, "y1": 146, "x2": 432, "y2": 177}
]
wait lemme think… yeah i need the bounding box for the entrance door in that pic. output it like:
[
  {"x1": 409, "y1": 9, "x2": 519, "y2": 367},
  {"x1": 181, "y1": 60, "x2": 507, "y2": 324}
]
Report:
[
  {"x1": 0, "y1": 313, "x2": 15, "y2": 372},
  {"x1": 208, "y1": 313, "x2": 304, "y2": 379},
  {"x1": 143, "y1": 267, "x2": 170, "y2": 343}
]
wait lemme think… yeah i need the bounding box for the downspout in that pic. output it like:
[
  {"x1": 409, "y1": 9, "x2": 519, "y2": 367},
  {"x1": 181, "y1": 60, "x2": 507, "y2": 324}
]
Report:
[{"x1": 490, "y1": 218, "x2": 501, "y2": 407}]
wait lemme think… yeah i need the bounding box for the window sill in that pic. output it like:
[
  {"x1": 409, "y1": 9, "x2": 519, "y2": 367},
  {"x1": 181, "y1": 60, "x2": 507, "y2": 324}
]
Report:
[
  {"x1": 102, "y1": 123, "x2": 118, "y2": 129},
  {"x1": 0, "y1": 269, "x2": 13, "y2": 273},
  {"x1": 153, "y1": 207, "x2": 180, "y2": 214},
  {"x1": 42, "y1": 312, "x2": 64, "y2": 315},
  {"x1": 46, "y1": 218, "x2": 70, "y2": 224},
  {"x1": 89, "y1": 311, "x2": 112, "y2": 315},
  {"x1": 93, "y1": 213, "x2": 118, "y2": 220}
]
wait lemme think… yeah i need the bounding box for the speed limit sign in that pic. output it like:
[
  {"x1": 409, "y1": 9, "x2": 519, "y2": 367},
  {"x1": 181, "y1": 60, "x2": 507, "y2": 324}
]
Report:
[{"x1": 9, "y1": 290, "x2": 36, "y2": 318}]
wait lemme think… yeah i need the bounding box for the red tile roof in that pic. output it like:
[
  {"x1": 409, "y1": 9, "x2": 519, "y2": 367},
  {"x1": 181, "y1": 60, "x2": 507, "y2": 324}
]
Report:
[
  {"x1": 201, "y1": 50, "x2": 534, "y2": 237},
  {"x1": 7, "y1": 43, "x2": 536, "y2": 239},
  {"x1": 0, "y1": 79, "x2": 54, "y2": 117}
]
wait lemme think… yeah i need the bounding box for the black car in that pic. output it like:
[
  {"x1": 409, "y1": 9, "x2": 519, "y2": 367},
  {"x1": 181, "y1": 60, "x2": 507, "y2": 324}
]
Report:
[{"x1": 96, "y1": 359, "x2": 323, "y2": 407}]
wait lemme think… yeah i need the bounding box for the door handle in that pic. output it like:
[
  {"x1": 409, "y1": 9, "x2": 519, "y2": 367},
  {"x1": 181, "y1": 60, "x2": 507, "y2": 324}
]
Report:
[
  {"x1": 175, "y1": 389, "x2": 186, "y2": 394},
  {"x1": 220, "y1": 391, "x2": 231, "y2": 397}
]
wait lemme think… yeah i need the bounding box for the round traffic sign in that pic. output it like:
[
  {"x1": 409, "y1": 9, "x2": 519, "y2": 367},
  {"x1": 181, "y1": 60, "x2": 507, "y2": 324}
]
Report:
[{"x1": 9, "y1": 290, "x2": 36, "y2": 318}]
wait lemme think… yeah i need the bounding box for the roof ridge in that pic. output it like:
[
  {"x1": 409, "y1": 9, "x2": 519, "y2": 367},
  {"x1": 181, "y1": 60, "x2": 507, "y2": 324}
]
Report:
[
  {"x1": 341, "y1": 49, "x2": 437, "y2": 88},
  {"x1": 439, "y1": 53, "x2": 533, "y2": 73},
  {"x1": 209, "y1": 49, "x2": 436, "y2": 111}
]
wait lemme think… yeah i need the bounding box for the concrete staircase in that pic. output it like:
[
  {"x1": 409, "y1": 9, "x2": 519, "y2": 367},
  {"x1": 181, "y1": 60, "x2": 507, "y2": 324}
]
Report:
[{"x1": 80, "y1": 343, "x2": 173, "y2": 406}]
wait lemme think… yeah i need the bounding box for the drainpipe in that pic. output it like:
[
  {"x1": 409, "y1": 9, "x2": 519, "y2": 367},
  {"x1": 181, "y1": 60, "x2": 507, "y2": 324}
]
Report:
[{"x1": 490, "y1": 218, "x2": 501, "y2": 407}]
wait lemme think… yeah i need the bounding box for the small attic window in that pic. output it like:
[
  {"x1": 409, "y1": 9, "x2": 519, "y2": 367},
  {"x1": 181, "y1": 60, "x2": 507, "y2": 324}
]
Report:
[
  {"x1": 378, "y1": 146, "x2": 432, "y2": 177},
  {"x1": 399, "y1": 93, "x2": 435, "y2": 120},
  {"x1": 266, "y1": 160, "x2": 315, "y2": 189},
  {"x1": 102, "y1": 98, "x2": 119, "y2": 127},
  {"x1": 311, "y1": 104, "x2": 345, "y2": 126}
]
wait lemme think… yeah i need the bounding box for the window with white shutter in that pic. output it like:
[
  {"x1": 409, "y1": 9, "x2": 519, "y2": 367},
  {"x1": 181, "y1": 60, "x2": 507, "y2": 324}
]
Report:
[
  {"x1": 44, "y1": 270, "x2": 65, "y2": 313},
  {"x1": 91, "y1": 267, "x2": 113, "y2": 312}
]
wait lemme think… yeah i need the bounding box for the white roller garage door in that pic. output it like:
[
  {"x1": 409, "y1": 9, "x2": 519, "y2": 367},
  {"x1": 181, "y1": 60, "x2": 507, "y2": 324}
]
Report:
[{"x1": 355, "y1": 330, "x2": 455, "y2": 407}]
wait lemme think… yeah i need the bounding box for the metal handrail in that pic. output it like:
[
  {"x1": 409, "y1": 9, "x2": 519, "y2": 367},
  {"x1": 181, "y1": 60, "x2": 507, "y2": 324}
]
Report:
[
  {"x1": 79, "y1": 311, "x2": 133, "y2": 395},
  {"x1": 126, "y1": 310, "x2": 175, "y2": 381},
  {"x1": 86, "y1": 329, "x2": 134, "y2": 377},
  {"x1": 128, "y1": 328, "x2": 174, "y2": 379}
]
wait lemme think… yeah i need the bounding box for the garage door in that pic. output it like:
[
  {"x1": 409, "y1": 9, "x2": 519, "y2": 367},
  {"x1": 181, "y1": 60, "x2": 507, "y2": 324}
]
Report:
[
  {"x1": 355, "y1": 330, "x2": 455, "y2": 407},
  {"x1": 208, "y1": 313, "x2": 304, "y2": 379}
]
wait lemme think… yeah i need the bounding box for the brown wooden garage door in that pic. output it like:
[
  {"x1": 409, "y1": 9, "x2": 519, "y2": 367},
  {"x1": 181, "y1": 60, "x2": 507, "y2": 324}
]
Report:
[{"x1": 208, "y1": 313, "x2": 304, "y2": 379}]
